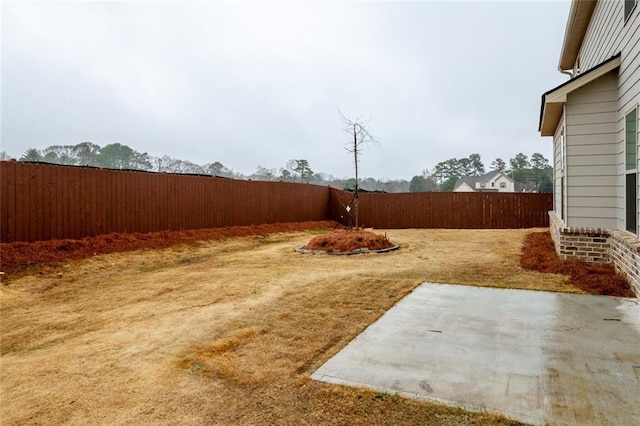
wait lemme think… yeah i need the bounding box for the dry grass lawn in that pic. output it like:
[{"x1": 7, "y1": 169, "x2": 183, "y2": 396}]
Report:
[{"x1": 1, "y1": 228, "x2": 575, "y2": 425}]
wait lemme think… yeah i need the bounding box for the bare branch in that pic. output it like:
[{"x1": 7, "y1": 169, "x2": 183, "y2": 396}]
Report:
[{"x1": 337, "y1": 108, "x2": 380, "y2": 228}]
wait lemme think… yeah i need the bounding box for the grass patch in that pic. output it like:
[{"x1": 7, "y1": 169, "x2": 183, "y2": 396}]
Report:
[{"x1": 1, "y1": 228, "x2": 561, "y2": 425}]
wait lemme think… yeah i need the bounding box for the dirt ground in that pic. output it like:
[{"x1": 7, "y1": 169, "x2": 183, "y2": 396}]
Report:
[{"x1": 0, "y1": 226, "x2": 606, "y2": 425}]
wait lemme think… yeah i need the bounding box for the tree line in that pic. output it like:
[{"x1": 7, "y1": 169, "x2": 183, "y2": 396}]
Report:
[
  {"x1": 4, "y1": 143, "x2": 552, "y2": 193},
  {"x1": 5, "y1": 143, "x2": 409, "y2": 191},
  {"x1": 12, "y1": 143, "x2": 240, "y2": 178}
]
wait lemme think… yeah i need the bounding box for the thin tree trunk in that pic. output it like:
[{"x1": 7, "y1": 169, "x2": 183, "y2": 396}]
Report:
[{"x1": 353, "y1": 124, "x2": 359, "y2": 228}]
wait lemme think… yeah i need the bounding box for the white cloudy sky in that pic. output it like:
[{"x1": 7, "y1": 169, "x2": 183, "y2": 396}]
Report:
[{"x1": 2, "y1": 0, "x2": 571, "y2": 180}]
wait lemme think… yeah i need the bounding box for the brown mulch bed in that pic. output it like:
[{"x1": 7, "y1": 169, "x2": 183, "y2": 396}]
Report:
[
  {"x1": 303, "y1": 228, "x2": 395, "y2": 253},
  {"x1": 521, "y1": 231, "x2": 634, "y2": 297},
  {"x1": 0, "y1": 221, "x2": 338, "y2": 275}
]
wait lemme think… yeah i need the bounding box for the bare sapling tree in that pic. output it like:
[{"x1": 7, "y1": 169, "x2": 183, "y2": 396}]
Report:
[{"x1": 338, "y1": 109, "x2": 379, "y2": 228}]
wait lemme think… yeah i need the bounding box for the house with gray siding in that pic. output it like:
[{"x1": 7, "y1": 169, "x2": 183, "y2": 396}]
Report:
[{"x1": 539, "y1": 0, "x2": 639, "y2": 295}]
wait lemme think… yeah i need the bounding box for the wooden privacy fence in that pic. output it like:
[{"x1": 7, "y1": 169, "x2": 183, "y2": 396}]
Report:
[
  {"x1": 339, "y1": 191, "x2": 553, "y2": 229},
  {"x1": 0, "y1": 161, "x2": 553, "y2": 243},
  {"x1": 0, "y1": 161, "x2": 331, "y2": 243}
]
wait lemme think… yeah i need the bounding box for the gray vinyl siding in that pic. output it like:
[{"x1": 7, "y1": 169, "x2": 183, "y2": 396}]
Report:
[
  {"x1": 553, "y1": 118, "x2": 565, "y2": 219},
  {"x1": 564, "y1": 70, "x2": 619, "y2": 228},
  {"x1": 573, "y1": 0, "x2": 640, "y2": 233},
  {"x1": 578, "y1": 0, "x2": 636, "y2": 72},
  {"x1": 616, "y1": 29, "x2": 640, "y2": 233}
]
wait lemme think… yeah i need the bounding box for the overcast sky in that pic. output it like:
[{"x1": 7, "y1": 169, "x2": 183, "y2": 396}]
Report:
[{"x1": 2, "y1": 0, "x2": 571, "y2": 180}]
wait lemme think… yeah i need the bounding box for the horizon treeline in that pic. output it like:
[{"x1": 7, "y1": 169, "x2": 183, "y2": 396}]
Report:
[{"x1": 3, "y1": 143, "x2": 552, "y2": 193}]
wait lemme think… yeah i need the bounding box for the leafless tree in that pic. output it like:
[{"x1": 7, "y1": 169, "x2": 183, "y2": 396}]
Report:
[{"x1": 338, "y1": 109, "x2": 379, "y2": 228}]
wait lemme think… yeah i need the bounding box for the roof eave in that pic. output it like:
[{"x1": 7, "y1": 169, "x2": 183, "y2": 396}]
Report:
[
  {"x1": 540, "y1": 103, "x2": 564, "y2": 137},
  {"x1": 540, "y1": 53, "x2": 621, "y2": 136},
  {"x1": 558, "y1": 0, "x2": 598, "y2": 71}
]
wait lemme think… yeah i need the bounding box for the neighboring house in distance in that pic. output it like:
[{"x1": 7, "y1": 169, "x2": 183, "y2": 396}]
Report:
[
  {"x1": 453, "y1": 171, "x2": 515, "y2": 193},
  {"x1": 538, "y1": 0, "x2": 640, "y2": 295}
]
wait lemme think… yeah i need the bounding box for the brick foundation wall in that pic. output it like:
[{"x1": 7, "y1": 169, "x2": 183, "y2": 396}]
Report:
[
  {"x1": 610, "y1": 230, "x2": 640, "y2": 296},
  {"x1": 547, "y1": 212, "x2": 610, "y2": 263},
  {"x1": 548, "y1": 211, "x2": 639, "y2": 297}
]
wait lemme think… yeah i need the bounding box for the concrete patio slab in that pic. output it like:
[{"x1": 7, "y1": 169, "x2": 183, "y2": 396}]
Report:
[{"x1": 312, "y1": 283, "x2": 640, "y2": 425}]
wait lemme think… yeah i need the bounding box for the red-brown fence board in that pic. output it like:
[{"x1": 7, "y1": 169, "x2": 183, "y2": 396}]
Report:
[
  {"x1": 343, "y1": 192, "x2": 552, "y2": 229},
  {"x1": 16, "y1": 164, "x2": 27, "y2": 242},
  {"x1": 1, "y1": 162, "x2": 15, "y2": 242},
  {"x1": 0, "y1": 161, "x2": 552, "y2": 243}
]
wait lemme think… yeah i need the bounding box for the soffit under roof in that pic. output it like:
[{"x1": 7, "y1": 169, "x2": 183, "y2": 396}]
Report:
[{"x1": 559, "y1": 0, "x2": 598, "y2": 71}]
